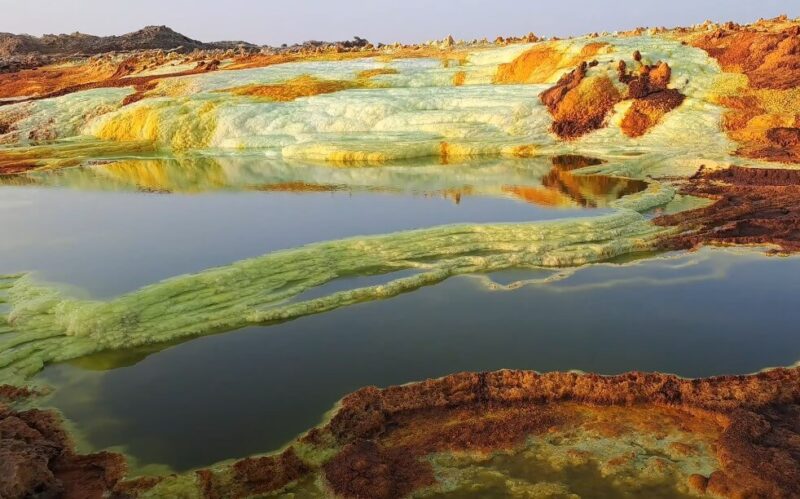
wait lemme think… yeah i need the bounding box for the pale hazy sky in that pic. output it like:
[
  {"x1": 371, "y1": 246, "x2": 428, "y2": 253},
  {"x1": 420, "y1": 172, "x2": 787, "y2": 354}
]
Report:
[{"x1": 1, "y1": 0, "x2": 798, "y2": 46}]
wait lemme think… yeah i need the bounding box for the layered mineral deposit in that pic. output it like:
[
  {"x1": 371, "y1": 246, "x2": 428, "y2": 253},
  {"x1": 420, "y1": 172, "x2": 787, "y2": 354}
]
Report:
[{"x1": 1, "y1": 15, "x2": 800, "y2": 499}]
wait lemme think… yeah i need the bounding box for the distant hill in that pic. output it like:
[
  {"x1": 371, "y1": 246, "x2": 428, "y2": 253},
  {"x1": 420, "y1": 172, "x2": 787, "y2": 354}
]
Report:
[{"x1": 0, "y1": 25, "x2": 257, "y2": 57}]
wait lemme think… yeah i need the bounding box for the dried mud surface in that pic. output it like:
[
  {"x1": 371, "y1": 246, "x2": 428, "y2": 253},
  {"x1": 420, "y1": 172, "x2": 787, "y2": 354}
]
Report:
[{"x1": 656, "y1": 165, "x2": 800, "y2": 253}]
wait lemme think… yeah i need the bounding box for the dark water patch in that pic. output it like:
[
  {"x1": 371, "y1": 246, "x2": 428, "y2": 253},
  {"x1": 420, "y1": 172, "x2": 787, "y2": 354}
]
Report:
[{"x1": 37, "y1": 249, "x2": 800, "y2": 472}]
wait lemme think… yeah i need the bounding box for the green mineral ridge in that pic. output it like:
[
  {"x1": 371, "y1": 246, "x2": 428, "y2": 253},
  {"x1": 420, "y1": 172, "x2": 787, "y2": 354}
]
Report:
[
  {"x1": 0, "y1": 35, "x2": 734, "y2": 385},
  {"x1": 0, "y1": 183, "x2": 675, "y2": 385}
]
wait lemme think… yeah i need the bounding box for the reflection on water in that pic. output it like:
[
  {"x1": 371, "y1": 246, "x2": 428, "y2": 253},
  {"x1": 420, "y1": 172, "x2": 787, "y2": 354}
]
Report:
[
  {"x1": 0, "y1": 155, "x2": 641, "y2": 298},
  {"x1": 2, "y1": 153, "x2": 749, "y2": 477},
  {"x1": 37, "y1": 249, "x2": 800, "y2": 472},
  {"x1": 2, "y1": 154, "x2": 645, "y2": 208},
  {"x1": 544, "y1": 155, "x2": 648, "y2": 207},
  {"x1": 503, "y1": 155, "x2": 648, "y2": 208}
]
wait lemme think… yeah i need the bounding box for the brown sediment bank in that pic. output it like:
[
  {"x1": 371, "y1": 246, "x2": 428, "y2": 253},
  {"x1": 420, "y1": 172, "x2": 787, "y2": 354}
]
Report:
[
  {"x1": 0, "y1": 401, "x2": 125, "y2": 499},
  {"x1": 655, "y1": 165, "x2": 800, "y2": 253},
  {"x1": 4, "y1": 367, "x2": 799, "y2": 498},
  {"x1": 684, "y1": 19, "x2": 800, "y2": 164}
]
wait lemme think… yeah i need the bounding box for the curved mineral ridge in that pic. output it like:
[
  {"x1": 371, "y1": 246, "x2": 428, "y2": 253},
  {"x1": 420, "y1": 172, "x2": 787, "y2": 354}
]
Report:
[
  {"x1": 0, "y1": 181, "x2": 673, "y2": 385},
  {"x1": 1, "y1": 15, "x2": 800, "y2": 499}
]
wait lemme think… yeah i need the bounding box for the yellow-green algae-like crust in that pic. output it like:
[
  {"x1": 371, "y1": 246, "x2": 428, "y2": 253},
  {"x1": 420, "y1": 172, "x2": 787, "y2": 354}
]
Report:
[
  {"x1": 0, "y1": 183, "x2": 674, "y2": 385},
  {"x1": 0, "y1": 34, "x2": 731, "y2": 163}
]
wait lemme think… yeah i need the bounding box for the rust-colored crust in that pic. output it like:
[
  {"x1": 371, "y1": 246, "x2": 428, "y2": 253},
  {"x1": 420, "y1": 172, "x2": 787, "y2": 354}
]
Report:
[
  {"x1": 617, "y1": 59, "x2": 685, "y2": 137},
  {"x1": 0, "y1": 384, "x2": 40, "y2": 402},
  {"x1": 323, "y1": 440, "x2": 435, "y2": 499},
  {"x1": 655, "y1": 165, "x2": 800, "y2": 253},
  {"x1": 691, "y1": 24, "x2": 800, "y2": 91},
  {"x1": 684, "y1": 19, "x2": 800, "y2": 163},
  {"x1": 316, "y1": 369, "x2": 800, "y2": 498},
  {"x1": 5, "y1": 367, "x2": 800, "y2": 498},
  {"x1": 539, "y1": 62, "x2": 622, "y2": 139},
  {"x1": 539, "y1": 54, "x2": 684, "y2": 139},
  {"x1": 0, "y1": 406, "x2": 126, "y2": 499}
]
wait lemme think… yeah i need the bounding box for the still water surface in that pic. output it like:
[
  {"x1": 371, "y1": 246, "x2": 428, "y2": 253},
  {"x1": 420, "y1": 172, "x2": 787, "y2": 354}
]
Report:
[{"x1": 2, "y1": 156, "x2": 797, "y2": 472}]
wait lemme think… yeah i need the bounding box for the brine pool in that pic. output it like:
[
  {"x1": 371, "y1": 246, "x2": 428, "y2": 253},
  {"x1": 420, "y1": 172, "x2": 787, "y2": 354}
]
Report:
[{"x1": 2, "y1": 156, "x2": 799, "y2": 473}]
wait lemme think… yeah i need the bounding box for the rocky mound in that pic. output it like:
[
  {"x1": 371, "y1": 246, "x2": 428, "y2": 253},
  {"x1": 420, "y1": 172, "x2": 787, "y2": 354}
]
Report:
[{"x1": 0, "y1": 25, "x2": 254, "y2": 58}]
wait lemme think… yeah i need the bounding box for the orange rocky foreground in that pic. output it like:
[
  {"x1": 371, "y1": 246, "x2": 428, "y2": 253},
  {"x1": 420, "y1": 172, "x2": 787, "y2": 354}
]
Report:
[{"x1": 3, "y1": 368, "x2": 799, "y2": 498}]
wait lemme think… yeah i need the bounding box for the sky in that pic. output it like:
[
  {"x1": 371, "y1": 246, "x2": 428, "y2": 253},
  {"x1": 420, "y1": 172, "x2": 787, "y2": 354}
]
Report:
[{"x1": 1, "y1": 0, "x2": 798, "y2": 46}]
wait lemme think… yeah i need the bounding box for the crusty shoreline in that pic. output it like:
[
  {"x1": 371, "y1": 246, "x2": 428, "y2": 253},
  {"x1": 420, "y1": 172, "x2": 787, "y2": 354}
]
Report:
[
  {"x1": 3, "y1": 367, "x2": 799, "y2": 498},
  {"x1": 2, "y1": 14, "x2": 800, "y2": 499}
]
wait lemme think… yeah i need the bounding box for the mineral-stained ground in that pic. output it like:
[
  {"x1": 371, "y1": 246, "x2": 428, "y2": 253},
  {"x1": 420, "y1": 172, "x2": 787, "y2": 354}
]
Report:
[{"x1": 2, "y1": 15, "x2": 800, "y2": 499}]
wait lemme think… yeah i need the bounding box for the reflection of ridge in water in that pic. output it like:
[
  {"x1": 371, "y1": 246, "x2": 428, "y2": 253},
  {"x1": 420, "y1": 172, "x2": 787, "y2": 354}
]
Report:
[
  {"x1": 6, "y1": 154, "x2": 648, "y2": 208},
  {"x1": 541, "y1": 155, "x2": 648, "y2": 208}
]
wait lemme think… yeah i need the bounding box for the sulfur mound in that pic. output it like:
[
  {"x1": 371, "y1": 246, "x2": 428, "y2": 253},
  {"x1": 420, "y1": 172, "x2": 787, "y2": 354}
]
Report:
[
  {"x1": 539, "y1": 51, "x2": 686, "y2": 140},
  {"x1": 618, "y1": 58, "x2": 685, "y2": 137}
]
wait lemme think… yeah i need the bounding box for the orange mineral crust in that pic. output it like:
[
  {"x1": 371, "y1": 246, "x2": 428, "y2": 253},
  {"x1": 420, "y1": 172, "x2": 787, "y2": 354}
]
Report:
[
  {"x1": 617, "y1": 58, "x2": 685, "y2": 137},
  {"x1": 539, "y1": 54, "x2": 685, "y2": 140},
  {"x1": 6, "y1": 368, "x2": 799, "y2": 498},
  {"x1": 494, "y1": 42, "x2": 609, "y2": 84},
  {"x1": 0, "y1": 53, "x2": 222, "y2": 103},
  {"x1": 539, "y1": 62, "x2": 622, "y2": 139},
  {"x1": 715, "y1": 88, "x2": 800, "y2": 163},
  {"x1": 655, "y1": 165, "x2": 800, "y2": 253},
  {"x1": 691, "y1": 23, "x2": 800, "y2": 91},
  {"x1": 680, "y1": 18, "x2": 800, "y2": 163},
  {"x1": 221, "y1": 75, "x2": 362, "y2": 102}
]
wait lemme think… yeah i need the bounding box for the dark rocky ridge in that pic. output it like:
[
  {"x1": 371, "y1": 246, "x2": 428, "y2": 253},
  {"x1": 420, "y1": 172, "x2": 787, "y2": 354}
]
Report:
[
  {"x1": 0, "y1": 26, "x2": 375, "y2": 73},
  {"x1": 0, "y1": 25, "x2": 255, "y2": 58}
]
